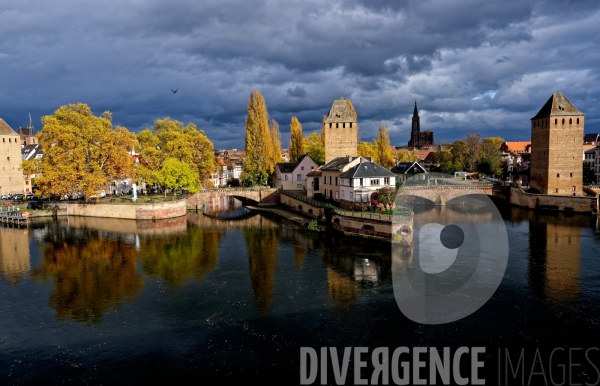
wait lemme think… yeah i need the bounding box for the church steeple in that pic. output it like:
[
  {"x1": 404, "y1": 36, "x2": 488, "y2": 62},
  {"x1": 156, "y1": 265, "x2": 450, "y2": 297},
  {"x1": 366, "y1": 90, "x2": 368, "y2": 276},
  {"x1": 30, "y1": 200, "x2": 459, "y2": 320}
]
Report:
[{"x1": 413, "y1": 100, "x2": 419, "y2": 117}]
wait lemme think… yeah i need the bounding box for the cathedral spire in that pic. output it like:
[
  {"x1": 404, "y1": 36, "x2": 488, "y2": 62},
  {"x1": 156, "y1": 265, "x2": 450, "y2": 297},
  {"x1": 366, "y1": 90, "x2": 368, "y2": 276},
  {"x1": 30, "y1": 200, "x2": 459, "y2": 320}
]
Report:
[{"x1": 413, "y1": 100, "x2": 419, "y2": 117}]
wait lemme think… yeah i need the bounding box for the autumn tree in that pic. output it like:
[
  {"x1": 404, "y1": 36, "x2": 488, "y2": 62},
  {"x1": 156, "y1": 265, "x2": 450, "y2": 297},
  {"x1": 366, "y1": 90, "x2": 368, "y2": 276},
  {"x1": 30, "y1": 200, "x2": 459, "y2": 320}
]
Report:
[
  {"x1": 304, "y1": 131, "x2": 325, "y2": 165},
  {"x1": 157, "y1": 158, "x2": 201, "y2": 197},
  {"x1": 289, "y1": 116, "x2": 304, "y2": 162},
  {"x1": 395, "y1": 148, "x2": 420, "y2": 164},
  {"x1": 345, "y1": 98, "x2": 358, "y2": 121},
  {"x1": 22, "y1": 103, "x2": 135, "y2": 198},
  {"x1": 479, "y1": 137, "x2": 504, "y2": 175},
  {"x1": 357, "y1": 141, "x2": 376, "y2": 160},
  {"x1": 135, "y1": 118, "x2": 215, "y2": 189},
  {"x1": 465, "y1": 132, "x2": 483, "y2": 172},
  {"x1": 269, "y1": 118, "x2": 283, "y2": 166},
  {"x1": 241, "y1": 89, "x2": 274, "y2": 186},
  {"x1": 374, "y1": 125, "x2": 395, "y2": 168}
]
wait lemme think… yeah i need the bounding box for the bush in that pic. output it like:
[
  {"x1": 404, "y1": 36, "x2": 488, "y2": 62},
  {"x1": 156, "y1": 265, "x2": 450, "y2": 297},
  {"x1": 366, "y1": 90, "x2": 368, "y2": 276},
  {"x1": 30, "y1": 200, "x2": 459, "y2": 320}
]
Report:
[{"x1": 308, "y1": 220, "x2": 319, "y2": 231}]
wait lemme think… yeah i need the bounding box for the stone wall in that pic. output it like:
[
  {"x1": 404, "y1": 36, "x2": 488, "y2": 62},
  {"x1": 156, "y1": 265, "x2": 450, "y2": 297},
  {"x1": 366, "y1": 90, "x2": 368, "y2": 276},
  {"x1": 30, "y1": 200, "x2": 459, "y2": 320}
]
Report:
[
  {"x1": 331, "y1": 214, "x2": 413, "y2": 244},
  {"x1": 323, "y1": 125, "x2": 358, "y2": 164},
  {"x1": 66, "y1": 199, "x2": 186, "y2": 219},
  {"x1": 0, "y1": 133, "x2": 25, "y2": 195},
  {"x1": 510, "y1": 187, "x2": 597, "y2": 213},
  {"x1": 280, "y1": 194, "x2": 324, "y2": 218}
]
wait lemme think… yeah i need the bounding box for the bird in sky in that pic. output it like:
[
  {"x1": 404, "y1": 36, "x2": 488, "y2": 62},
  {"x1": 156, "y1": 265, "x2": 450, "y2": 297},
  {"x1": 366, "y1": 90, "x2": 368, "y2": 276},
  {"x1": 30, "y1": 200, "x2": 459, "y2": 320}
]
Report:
[{"x1": 172, "y1": 89, "x2": 178, "y2": 94}]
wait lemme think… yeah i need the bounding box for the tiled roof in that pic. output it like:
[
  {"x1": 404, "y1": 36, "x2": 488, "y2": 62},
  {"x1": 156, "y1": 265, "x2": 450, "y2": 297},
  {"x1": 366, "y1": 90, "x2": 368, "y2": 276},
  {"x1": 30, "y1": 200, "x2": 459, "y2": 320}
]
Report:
[
  {"x1": 324, "y1": 99, "x2": 357, "y2": 123},
  {"x1": 21, "y1": 144, "x2": 43, "y2": 160},
  {"x1": 502, "y1": 141, "x2": 531, "y2": 152},
  {"x1": 584, "y1": 133, "x2": 599, "y2": 143},
  {"x1": 532, "y1": 93, "x2": 584, "y2": 119},
  {"x1": 338, "y1": 161, "x2": 396, "y2": 179},
  {"x1": 306, "y1": 169, "x2": 322, "y2": 177},
  {"x1": 0, "y1": 118, "x2": 19, "y2": 136},
  {"x1": 391, "y1": 161, "x2": 427, "y2": 174},
  {"x1": 277, "y1": 162, "x2": 299, "y2": 173}
]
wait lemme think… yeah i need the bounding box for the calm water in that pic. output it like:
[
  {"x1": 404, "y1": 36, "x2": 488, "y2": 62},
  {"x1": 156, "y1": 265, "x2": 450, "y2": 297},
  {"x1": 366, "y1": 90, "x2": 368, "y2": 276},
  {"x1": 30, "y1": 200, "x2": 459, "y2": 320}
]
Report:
[{"x1": 1, "y1": 199, "x2": 600, "y2": 385}]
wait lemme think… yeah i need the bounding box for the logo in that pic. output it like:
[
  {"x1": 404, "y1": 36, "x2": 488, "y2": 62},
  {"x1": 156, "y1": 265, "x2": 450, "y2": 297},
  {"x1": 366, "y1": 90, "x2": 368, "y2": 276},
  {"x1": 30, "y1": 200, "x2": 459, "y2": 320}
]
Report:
[{"x1": 392, "y1": 173, "x2": 509, "y2": 324}]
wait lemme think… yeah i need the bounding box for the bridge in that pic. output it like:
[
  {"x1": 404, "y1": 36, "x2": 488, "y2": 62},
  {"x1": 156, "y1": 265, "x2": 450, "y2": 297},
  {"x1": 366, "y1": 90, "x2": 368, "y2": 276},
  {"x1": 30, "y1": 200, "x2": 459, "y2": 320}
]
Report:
[
  {"x1": 186, "y1": 187, "x2": 280, "y2": 210},
  {"x1": 398, "y1": 183, "x2": 494, "y2": 205}
]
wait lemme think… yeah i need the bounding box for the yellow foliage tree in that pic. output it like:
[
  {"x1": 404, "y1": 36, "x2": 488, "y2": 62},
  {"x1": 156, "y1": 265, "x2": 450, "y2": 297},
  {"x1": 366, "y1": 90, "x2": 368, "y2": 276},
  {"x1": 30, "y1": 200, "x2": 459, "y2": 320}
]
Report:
[
  {"x1": 357, "y1": 141, "x2": 377, "y2": 160},
  {"x1": 289, "y1": 116, "x2": 304, "y2": 162},
  {"x1": 241, "y1": 89, "x2": 273, "y2": 186},
  {"x1": 303, "y1": 131, "x2": 325, "y2": 165},
  {"x1": 22, "y1": 103, "x2": 135, "y2": 198},
  {"x1": 395, "y1": 148, "x2": 420, "y2": 164},
  {"x1": 374, "y1": 124, "x2": 395, "y2": 168},
  {"x1": 269, "y1": 118, "x2": 283, "y2": 166}
]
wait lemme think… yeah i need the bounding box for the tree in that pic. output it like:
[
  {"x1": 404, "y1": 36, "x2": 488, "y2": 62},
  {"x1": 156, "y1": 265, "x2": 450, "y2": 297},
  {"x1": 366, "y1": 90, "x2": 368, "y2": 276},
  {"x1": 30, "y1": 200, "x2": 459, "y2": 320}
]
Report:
[
  {"x1": 304, "y1": 131, "x2": 325, "y2": 165},
  {"x1": 374, "y1": 125, "x2": 395, "y2": 168},
  {"x1": 357, "y1": 141, "x2": 376, "y2": 160},
  {"x1": 465, "y1": 132, "x2": 483, "y2": 172},
  {"x1": 395, "y1": 148, "x2": 420, "y2": 164},
  {"x1": 241, "y1": 89, "x2": 273, "y2": 186},
  {"x1": 479, "y1": 137, "x2": 504, "y2": 176},
  {"x1": 156, "y1": 158, "x2": 201, "y2": 197},
  {"x1": 22, "y1": 103, "x2": 135, "y2": 198},
  {"x1": 378, "y1": 186, "x2": 397, "y2": 209},
  {"x1": 269, "y1": 118, "x2": 283, "y2": 166},
  {"x1": 289, "y1": 116, "x2": 304, "y2": 162}
]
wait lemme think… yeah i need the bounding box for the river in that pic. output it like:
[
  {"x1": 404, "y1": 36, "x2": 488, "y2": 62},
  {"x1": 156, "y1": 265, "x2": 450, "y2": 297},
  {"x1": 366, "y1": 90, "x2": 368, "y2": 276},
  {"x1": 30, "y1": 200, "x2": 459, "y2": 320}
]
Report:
[{"x1": 1, "y1": 198, "x2": 599, "y2": 385}]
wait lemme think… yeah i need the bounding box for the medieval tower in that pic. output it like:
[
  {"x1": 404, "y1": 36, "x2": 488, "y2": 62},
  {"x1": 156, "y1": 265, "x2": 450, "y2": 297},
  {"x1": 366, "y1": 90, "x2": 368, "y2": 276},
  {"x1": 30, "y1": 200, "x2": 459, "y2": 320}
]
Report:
[
  {"x1": 408, "y1": 101, "x2": 434, "y2": 148},
  {"x1": 323, "y1": 98, "x2": 358, "y2": 164},
  {"x1": 530, "y1": 93, "x2": 585, "y2": 195}
]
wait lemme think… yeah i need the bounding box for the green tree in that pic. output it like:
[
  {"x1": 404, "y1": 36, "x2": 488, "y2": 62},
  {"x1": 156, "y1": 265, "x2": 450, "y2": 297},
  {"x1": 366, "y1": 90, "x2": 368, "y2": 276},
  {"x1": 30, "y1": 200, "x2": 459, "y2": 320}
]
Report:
[
  {"x1": 289, "y1": 116, "x2": 305, "y2": 162},
  {"x1": 157, "y1": 158, "x2": 201, "y2": 197},
  {"x1": 304, "y1": 131, "x2": 325, "y2": 165},
  {"x1": 22, "y1": 103, "x2": 135, "y2": 198},
  {"x1": 135, "y1": 118, "x2": 216, "y2": 188},
  {"x1": 241, "y1": 89, "x2": 273, "y2": 186},
  {"x1": 465, "y1": 132, "x2": 483, "y2": 172},
  {"x1": 374, "y1": 125, "x2": 395, "y2": 168}
]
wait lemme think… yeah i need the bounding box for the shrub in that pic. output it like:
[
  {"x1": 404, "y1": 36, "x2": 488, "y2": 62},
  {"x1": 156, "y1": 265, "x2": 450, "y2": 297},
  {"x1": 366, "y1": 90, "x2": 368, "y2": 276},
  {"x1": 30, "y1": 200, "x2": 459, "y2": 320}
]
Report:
[{"x1": 308, "y1": 220, "x2": 318, "y2": 231}]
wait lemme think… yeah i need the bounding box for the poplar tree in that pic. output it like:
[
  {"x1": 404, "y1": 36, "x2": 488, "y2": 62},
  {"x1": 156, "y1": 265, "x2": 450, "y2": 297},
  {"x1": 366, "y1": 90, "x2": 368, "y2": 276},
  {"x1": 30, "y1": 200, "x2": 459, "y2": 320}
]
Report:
[
  {"x1": 269, "y1": 118, "x2": 283, "y2": 166},
  {"x1": 303, "y1": 131, "x2": 325, "y2": 165},
  {"x1": 289, "y1": 116, "x2": 304, "y2": 162},
  {"x1": 374, "y1": 124, "x2": 395, "y2": 168},
  {"x1": 241, "y1": 89, "x2": 272, "y2": 186}
]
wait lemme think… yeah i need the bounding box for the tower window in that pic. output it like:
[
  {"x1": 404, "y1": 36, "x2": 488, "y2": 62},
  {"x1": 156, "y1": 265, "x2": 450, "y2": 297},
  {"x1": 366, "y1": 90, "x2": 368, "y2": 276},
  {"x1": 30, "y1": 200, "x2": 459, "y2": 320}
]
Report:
[
  {"x1": 556, "y1": 188, "x2": 559, "y2": 193},
  {"x1": 343, "y1": 123, "x2": 345, "y2": 128},
  {"x1": 577, "y1": 118, "x2": 580, "y2": 124},
  {"x1": 329, "y1": 123, "x2": 332, "y2": 128},
  {"x1": 570, "y1": 173, "x2": 573, "y2": 177},
  {"x1": 336, "y1": 123, "x2": 339, "y2": 128},
  {"x1": 555, "y1": 119, "x2": 558, "y2": 125},
  {"x1": 569, "y1": 118, "x2": 572, "y2": 124},
  {"x1": 350, "y1": 123, "x2": 352, "y2": 128},
  {"x1": 8, "y1": 138, "x2": 11, "y2": 142},
  {"x1": 562, "y1": 118, "x2": 565, "y2": 124},
  {"x1": 557, "y1": 173, "x2": 560, "y2": 178}
]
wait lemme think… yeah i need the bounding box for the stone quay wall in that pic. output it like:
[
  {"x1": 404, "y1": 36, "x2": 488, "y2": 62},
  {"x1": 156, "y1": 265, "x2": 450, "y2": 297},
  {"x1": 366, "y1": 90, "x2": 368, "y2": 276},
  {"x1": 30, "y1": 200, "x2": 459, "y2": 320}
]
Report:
[
  {"x1": 186, "y1": 188, "x2": 280, "y2": 209},
  {"x1": 331, "y1": 214, "x2": 413, "y2": 244},
  {"x1": 280, "y1": 194, "x2": 324, "y2": 218},
  {"x1": 66, "y1": 199, "x2": 186, "y2": 220},
  {"x1": 510, "y1": 187, "x2": 598, "y2": 213}
]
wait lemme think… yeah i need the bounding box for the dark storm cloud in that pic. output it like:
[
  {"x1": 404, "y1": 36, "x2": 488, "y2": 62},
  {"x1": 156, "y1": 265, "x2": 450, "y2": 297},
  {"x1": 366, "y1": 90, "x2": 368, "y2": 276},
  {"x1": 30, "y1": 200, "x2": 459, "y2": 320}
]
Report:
[{"x1": 0, "y1": 0, "x2": 599, "y2": 149}]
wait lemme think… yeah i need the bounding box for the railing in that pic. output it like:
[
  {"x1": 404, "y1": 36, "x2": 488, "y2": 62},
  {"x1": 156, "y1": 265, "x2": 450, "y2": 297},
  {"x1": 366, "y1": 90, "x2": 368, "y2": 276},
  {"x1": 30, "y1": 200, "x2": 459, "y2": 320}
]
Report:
[
  {"x1": 333, "y1": 207, "x2": 413, "y2": 223},
  {"x1": 280, "y1": 190, "x2": 326, "y2": 208}
]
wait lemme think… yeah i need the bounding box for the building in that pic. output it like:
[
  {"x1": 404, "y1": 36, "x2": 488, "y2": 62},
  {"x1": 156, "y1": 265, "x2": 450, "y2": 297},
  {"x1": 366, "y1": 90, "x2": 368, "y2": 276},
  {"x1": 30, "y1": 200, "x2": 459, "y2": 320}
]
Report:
[
  {"x1": 318, "y1": 156, "x2": 364, "y2": 200},
  {"x1": 530, "y1": 93, "x2": 585, "y2": 195},
  {"x1": 214, "y1": 157, "x2": 242, "y2": 187},
  {"x1": 391, "y1": 161, "x2": 428, "y2": 182},
  {"x1": 0, "y1": 118, "x2": 26, "y2": 195},
  {"x1": 273, "y1": 154, "x2": 318, "y2": 190},
  {"x1": 18, "y1": 113, "x2": 37, "y2": 146},
  {"x1": 323, "y1": 98, "x2": 358, "y2": 164},
  {"x1": 337, "y1": 160, "x2": 396, "y2": 210},
  {"x1": 595, "y1": 146, "x2": 600, "y2": 184},
  {"x1": 584, "y1": 133, "x2": 599, "y2": 145},
  {"x1": 408, "y1": 101, "x2": 434, "y2": 148}
]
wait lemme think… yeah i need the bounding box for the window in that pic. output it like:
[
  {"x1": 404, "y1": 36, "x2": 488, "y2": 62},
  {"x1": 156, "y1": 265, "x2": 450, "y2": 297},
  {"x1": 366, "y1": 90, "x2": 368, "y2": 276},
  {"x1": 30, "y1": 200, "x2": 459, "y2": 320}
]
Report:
[
  {"x1": 384, "y1": 177, "x2": 390, "y2": 185},
  {"x1": 297, "y1": 184, "x2": 302, "y2": 189},
  {"x1": 336, "y1": 123, "x2": 339, "y2": 128},
  {"x1": 343, "y1": 123, "x2": 346, "y2": 128},
  {"x1": 335, "y1": 191, "x2": 338, "y2": 200},
  {"x1": 572, "y1": 186, "x2": 576, "y2": 192},
  {"x1": 363, "y1": 193, "x2": 369, "y2": 202},
  {"x1": 301, "y1": 166, "x2": 304, "y2": 171},
  {"x1": 569, "y1": 118, "x2": 572, "y2": 124},
  {"x1": 371, "y1": 179, "x2": 380, "y2": 186},
  {"x1": 341, "y1": 190, "x2": 345, "y2": 199},
  {"x1": 562, "y1": 118, "x2": 565, "y2": 124},
  {"x1": 329, "y1": 176, "x2": 332, "y2": 184},
  {"x1": 556, "y1": 188, "x2": 559, "y2": 193},
  {"x1": 359, "y1": 178, "x2": 363, "y2": 186},
  {"x1": 329, "y1": 123, "x2": 332, "y2": 128},
  {"x1": 350, "y1": 123, "x2": 352, "y2": 128},
  {"x1": 6, "y1": 157, "x2": 9, "y2": 161},
  {"x1": 557, "y1": 173, "x2": 560, "y2": 178},
  {"x1": 356, "y1": 193, "x2": 361, "y2": 202},
  {"x1": 570, "y1": 173, "x2": 573, "y2": 177},
  {"x1": 297, "y1": 174, "x2": 302, "y2": 181},
  {"x1": 8, "y1": 138, "x2": 11, "y2": 142},
  {"x1": 2, "y1": 138, "x2": 4, "y2": 142},
  {"x1": 555, "y1": 119, "x2": 558, "y2": 125},
  {"x1": 284, "y1": 175, "x2": 288, "y2": 181},
  {"x1": 350, "y1": 192, "x2": 353, "y2": 201},
  {"x1": 335, "y1": 177, "x2": 338, "y2": 185},
  {"x1": 26, "y1": 181, "x2": 29, "y2": 185},
  {"x1": 363, "y1": 225, "x2": 374, "y2": 231},
  {"x1": 577, "y1": 118, "x2": 580, "y2": 125}
]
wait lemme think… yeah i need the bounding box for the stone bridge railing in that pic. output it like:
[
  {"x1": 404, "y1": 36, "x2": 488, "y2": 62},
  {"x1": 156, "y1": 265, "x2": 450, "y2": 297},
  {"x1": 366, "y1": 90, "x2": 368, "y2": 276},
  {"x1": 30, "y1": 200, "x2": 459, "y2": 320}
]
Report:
[
  {"x1": 186, "y1": 187, "x2": 280, "y2": 209},
  {"x1": 399, "y1": 184, "x2": 493, "y2": 205}
]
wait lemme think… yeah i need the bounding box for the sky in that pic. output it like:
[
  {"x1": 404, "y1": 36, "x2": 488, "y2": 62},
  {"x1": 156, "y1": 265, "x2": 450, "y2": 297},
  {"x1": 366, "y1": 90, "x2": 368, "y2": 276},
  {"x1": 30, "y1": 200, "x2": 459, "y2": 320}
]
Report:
[{"x1": 1, "y1": 0, "x2": 600, "y2": 150}]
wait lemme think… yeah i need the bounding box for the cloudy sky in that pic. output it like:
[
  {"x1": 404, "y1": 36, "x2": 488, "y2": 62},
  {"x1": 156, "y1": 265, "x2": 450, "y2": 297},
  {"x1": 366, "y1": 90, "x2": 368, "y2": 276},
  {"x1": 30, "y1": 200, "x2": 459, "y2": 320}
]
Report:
[{"x1": 1, "y1": 0, "x2": 599, "y2": 149}]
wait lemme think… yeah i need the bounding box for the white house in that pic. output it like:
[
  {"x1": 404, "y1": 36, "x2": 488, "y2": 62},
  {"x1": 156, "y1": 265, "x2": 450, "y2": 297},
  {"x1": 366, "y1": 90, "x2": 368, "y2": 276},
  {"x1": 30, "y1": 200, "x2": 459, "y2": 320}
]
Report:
[
  {"x1": 337, "y1": 160, "x2": 396, "y2": 210},
  {"x1": 273, "y1": 154, "x2": 318, "y2": 190},
  {"x1": 391, "y1": 161, "x2": 427, "y2": 182}
]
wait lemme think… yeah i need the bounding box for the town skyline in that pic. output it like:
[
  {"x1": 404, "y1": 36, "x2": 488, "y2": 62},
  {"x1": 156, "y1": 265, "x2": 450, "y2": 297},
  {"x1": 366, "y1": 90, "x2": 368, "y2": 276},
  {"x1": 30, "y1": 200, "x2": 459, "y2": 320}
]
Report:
[{"x1": 1, "y1": 0, "x2": 599, "y2": 149}]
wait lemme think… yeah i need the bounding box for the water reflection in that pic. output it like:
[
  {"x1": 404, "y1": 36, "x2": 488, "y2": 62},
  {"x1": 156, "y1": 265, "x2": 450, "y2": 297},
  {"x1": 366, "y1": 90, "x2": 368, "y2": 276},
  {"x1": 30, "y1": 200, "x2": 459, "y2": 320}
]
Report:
[
  {"x1": 243, "y1": 222, "x2": 279, "y2": 314},
  {"x1": 31, "y1": 225, "x2": 143, "y2": 324},
  {"x1": 139, "y1": 225, "x2": 224, "y2": 285},
  {"x1": 204, "y1": 195, "x2": 252, "y2": 218},
  {"x1": 527, "y1": 211, "x2": 585, "y2": 304},
  {"x1": 0, "y1": 227, "x2": 30, "y2": 285}
]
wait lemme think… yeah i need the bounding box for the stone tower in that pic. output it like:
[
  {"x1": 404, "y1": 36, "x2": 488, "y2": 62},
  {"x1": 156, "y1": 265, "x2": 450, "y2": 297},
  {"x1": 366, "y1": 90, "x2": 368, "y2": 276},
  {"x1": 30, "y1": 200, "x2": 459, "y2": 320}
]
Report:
[
  {"x1": 530, "y1": 93, "x2": 585, "y2": 195},
  {"x1": 323, "y1": 98, "x2": 358, "y2": 164}
]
